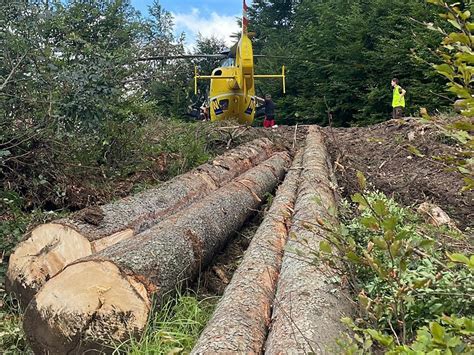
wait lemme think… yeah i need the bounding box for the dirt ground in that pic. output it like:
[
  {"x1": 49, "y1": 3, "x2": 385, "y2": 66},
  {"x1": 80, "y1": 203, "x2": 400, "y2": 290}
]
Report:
[{"x1": 323, "y1": 118, "x2": 473, "y2": 231}]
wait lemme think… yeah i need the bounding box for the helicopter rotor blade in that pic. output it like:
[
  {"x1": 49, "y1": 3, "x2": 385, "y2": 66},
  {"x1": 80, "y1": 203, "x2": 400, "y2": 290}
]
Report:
[
  {"x1": 254, "y1": 54, "x2": 331, "y2": 63},
  {"x1": 136, "y1": 53, "x2": 330, "y2": 63},
  {"x1": 137, "y1": 54, "x2": 227, "y2": 61}
]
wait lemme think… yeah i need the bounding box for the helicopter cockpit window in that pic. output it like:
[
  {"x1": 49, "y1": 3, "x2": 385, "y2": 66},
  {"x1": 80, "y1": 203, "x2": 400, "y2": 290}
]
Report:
[
  {"x1": 220, "y1": 58, "x2": 235, "y2": 67},
  {"x1": 219, "y1": 99, "x2": 229, "y2": 111}
]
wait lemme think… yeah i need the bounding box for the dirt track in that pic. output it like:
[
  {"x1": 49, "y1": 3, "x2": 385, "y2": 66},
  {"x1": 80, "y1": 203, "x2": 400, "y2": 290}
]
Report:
[{"x1": 323, "y1": 118, "x2": 473, "y2": 230}]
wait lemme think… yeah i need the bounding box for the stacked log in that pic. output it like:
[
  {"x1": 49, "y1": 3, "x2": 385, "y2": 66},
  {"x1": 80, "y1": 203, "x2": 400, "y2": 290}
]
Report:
[
  {"x1": 7, "y1": 138, "x2": 275, "y2": 306},
  {"x1": 264, "y1": 127, "x2": 351, "y2": 353},
  {"x1": 23, "y1": 152, "x2": 291, "y2": 354},
  {"x1": 191, "y1": 150, "x2": 303, "y2": 354}
]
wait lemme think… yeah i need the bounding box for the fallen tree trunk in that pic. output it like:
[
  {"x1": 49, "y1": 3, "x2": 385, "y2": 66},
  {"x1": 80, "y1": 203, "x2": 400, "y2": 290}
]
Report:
[
  {"x1": 24, "y1": 152, "x2": 291, "y2": 355},
  {"x1": 191, "y1": 150, "x2": 303, "y2": 354},
  {"x1": 7, "y1": 138, "x2": 275, "y2": 306},
  {"x1": 264, "y1": 127, "x2": 351, "y2": 354}
]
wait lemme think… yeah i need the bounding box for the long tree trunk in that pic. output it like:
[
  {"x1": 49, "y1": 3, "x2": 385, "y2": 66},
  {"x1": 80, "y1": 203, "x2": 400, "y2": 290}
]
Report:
[
  {"x1": 23, "y1": 152, "x2": 291, "y2": 355},
  {"x1": 191, "y1": 150, "x2": 303, "y2": 354},
  {"x1": 264, "y1": 127, "x2": 351, "y2": 353},
  {"x1": 7, "y1": 138, "x2": 276, "y2": 306}
]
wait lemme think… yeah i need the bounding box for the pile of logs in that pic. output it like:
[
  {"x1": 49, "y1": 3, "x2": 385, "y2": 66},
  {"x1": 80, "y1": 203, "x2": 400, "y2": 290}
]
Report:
[
  {"x1": 25, "y1": 152, "x2": 290, "y2": 353},
  {"x1": 192, "y1": 127, "x2": 351, "y2": 354},
  {"x1": 7, "y1": 138, "x2": 276, "y2": 306},
  {"x1": 11, "y1": 128, "x2": 352, "y2": 354}
]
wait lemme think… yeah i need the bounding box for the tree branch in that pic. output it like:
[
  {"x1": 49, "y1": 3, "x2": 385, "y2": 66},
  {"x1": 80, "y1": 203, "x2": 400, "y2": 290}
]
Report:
[{"x1": 0, "y1": 53, "x2": 27, "y2": 92}]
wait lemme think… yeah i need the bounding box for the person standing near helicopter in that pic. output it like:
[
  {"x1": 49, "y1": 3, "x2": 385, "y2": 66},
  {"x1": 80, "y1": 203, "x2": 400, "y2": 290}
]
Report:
[
  {"x1": 263, "y1": 94, "x2": 276, "y2": 128},
  {"x1": 391, "y1": 78, "x2": 406, "y2": 119}
]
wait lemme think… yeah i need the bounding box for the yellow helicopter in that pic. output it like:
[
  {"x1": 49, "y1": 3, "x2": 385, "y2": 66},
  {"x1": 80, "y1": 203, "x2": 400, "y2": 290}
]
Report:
[
  {"x1": 193, "y1": 0, "x2": 286, "y2": 124},
  {"x1": 139, "y1": 1, "x2": 286, "y2": 125}
]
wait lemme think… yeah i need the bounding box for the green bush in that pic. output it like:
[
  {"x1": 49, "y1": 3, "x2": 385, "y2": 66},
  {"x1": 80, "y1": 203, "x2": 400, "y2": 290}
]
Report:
[{"x1": 311, "y1": 181, "x2": 473, "y2": 353}]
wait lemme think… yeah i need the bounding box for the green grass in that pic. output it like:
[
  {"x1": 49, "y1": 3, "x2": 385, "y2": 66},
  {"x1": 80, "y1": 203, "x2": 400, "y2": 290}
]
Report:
[
  {"x1": 0, "y1": 294, "x2": 29, "y2": 354},
  {"x1": 113, "y1": 292, "x2": 218, "y2": 354}
]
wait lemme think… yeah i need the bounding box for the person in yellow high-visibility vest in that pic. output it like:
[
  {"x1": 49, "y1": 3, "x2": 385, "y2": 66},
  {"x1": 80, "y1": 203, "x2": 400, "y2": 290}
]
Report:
[{"x1": 391, "y1": 78, "x2": 406, "y2": 119}]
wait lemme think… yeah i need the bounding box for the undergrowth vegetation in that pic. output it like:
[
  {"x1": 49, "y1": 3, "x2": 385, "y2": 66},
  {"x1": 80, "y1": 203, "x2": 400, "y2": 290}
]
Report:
[
  {"x1": 313, "y1": 182, "x2": 473, "y2": 354},
  {"x1": 0, "y1": 293, "x2": 27, "y2": 354}
]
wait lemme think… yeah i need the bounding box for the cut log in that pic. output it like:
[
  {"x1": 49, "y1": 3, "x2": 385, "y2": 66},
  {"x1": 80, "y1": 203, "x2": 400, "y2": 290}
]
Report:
[
  {"x1": 23, "y1": 152, "x2": 291, "y2": 354},
  {"x1": 264, "y1": 127, "x2": 351, "y2": 354},
  {"x1": 192, "y1": 150, "x2": 303, "y2": 354},
  {"x1": 6, "y1": 138, "x2": 276, "y2": 306}
]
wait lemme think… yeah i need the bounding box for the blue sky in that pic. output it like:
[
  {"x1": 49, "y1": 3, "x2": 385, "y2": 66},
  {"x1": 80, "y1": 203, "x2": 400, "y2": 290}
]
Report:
[{"x1": 131, "y1": 0, "x2": 250, "y2": 48}]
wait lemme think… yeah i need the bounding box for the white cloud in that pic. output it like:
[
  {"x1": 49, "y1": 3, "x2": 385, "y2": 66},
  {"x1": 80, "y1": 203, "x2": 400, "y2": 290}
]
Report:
[{"x1": 172, "y1": 8, "x2": 240, "y2": 50}]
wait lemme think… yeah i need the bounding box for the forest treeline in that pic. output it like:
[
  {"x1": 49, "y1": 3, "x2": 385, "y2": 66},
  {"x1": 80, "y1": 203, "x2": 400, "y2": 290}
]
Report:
[
  {"x1": 249, "y1": 0, "x2": 458, "y2": 125},
  {"x1": 1, "y1": 0, "x2": 227, "y2": 213},
  {"x1": 1, "y1": 0, "x2": 465, "y2": 131}
]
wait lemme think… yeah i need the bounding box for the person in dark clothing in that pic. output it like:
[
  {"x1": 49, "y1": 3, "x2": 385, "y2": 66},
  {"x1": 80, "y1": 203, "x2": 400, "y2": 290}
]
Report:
[{"x1": 263, "y1": 94, "x2": 276, "y2": 128}]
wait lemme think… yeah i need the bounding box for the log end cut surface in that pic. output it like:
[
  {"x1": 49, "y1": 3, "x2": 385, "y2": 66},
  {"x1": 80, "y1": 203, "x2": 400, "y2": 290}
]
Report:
[
  {"x1": 6, "y1": 223, "x2": 92, "y2": 306},
  {"x1": 24, "y1": 260, "x2": 150, "y2": 354}
]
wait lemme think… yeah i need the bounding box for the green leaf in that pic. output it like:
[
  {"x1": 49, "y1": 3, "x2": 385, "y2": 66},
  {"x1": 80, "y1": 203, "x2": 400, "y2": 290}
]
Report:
[
  {"x1": 448, "y1": 83, "x2": 471, "y2": 99},
  {"x1": 389, "y1": 240, "x2": 402, "y2": 257},
  {"x1": 462, "y1": 177, "x2": 474, "y2": 191},
  {"x1": 448, "y1": 19, "x2": 462, "y2": 30},
  {"x1": 407, "y1": 145, "x2": 425, "y2": 158},
  {"x1": 358, "y1": 292, "x2": 370, "y2": 308},
  {"x1": 351, "y1": 193, "x2": 368, "y2": 209},
  {"x1": 418, "y1": 239, "x2": 435, "y2": 250},
  {"x1": 446, "y1": 252, "x2": 470, "y2": 265},
  {"x1": 365, "y1": 329, "x2": 394, "y2": 346},
  {"x1": 446, "y1": 336, "x2": 462, "y2": 348},
  {"x1": 400, "y1": 259, "x2": 407, "y2": 272},
  {"x1": 457, "y1": 166, "x2": 470, "y2": 174},
  {"x1": 373, "y1": 199, "x2": 388, "y2": 217},
  {"x1": 434, "y1": 63, "x2": 455, "y2": 80},
  {"x1": 382, "y1": 216, "x2": 398, "y2": 231},
  {"x1": 346, "y1": 251, "x2": 361, "y2": 263},
  {"x1": 373, "y1": 237, "x2": 388, "y2": 250},
  {"x1": 320, "y1": 240, "x2": 332, "y2": 254},
  {"x1": 341, "y1": 317, "x2": 357, "y2": 329},
  {"x1": 430, "y1": 322, "x2": 445, "y2": 343},
  {"x1": 412, "y1": 278, "x2": 430, "y2": 289},
  {"x1": 361, "y1": 216, "x2": 380, "y2": 230},
  {"x1": 356, "y1": 171, "x2": 367, "y2": 190}
]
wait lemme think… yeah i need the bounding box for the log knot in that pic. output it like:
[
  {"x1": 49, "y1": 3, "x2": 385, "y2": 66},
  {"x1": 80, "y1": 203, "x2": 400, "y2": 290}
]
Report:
[
  {"x1": 184, "y1": 229, "x2": 204, "y2": 266},
  {"x1": 74, "y1": 206, "x2": 105, "y2": 226}
]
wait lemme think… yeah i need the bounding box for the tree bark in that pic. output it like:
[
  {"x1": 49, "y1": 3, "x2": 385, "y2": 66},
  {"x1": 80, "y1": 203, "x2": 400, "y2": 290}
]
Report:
[
  {"x1": 23, "y1": 152, "x2": 291, "y2": 355},
  {"x1": 191, "y1": 150, "x2": 303, "y2": 354},
  {"x1": 264, "y1": 127, "x2": 351, "y2": 354},
  {"x1": 7, "y1": 138, "x2": 276, "y2": 306}
]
